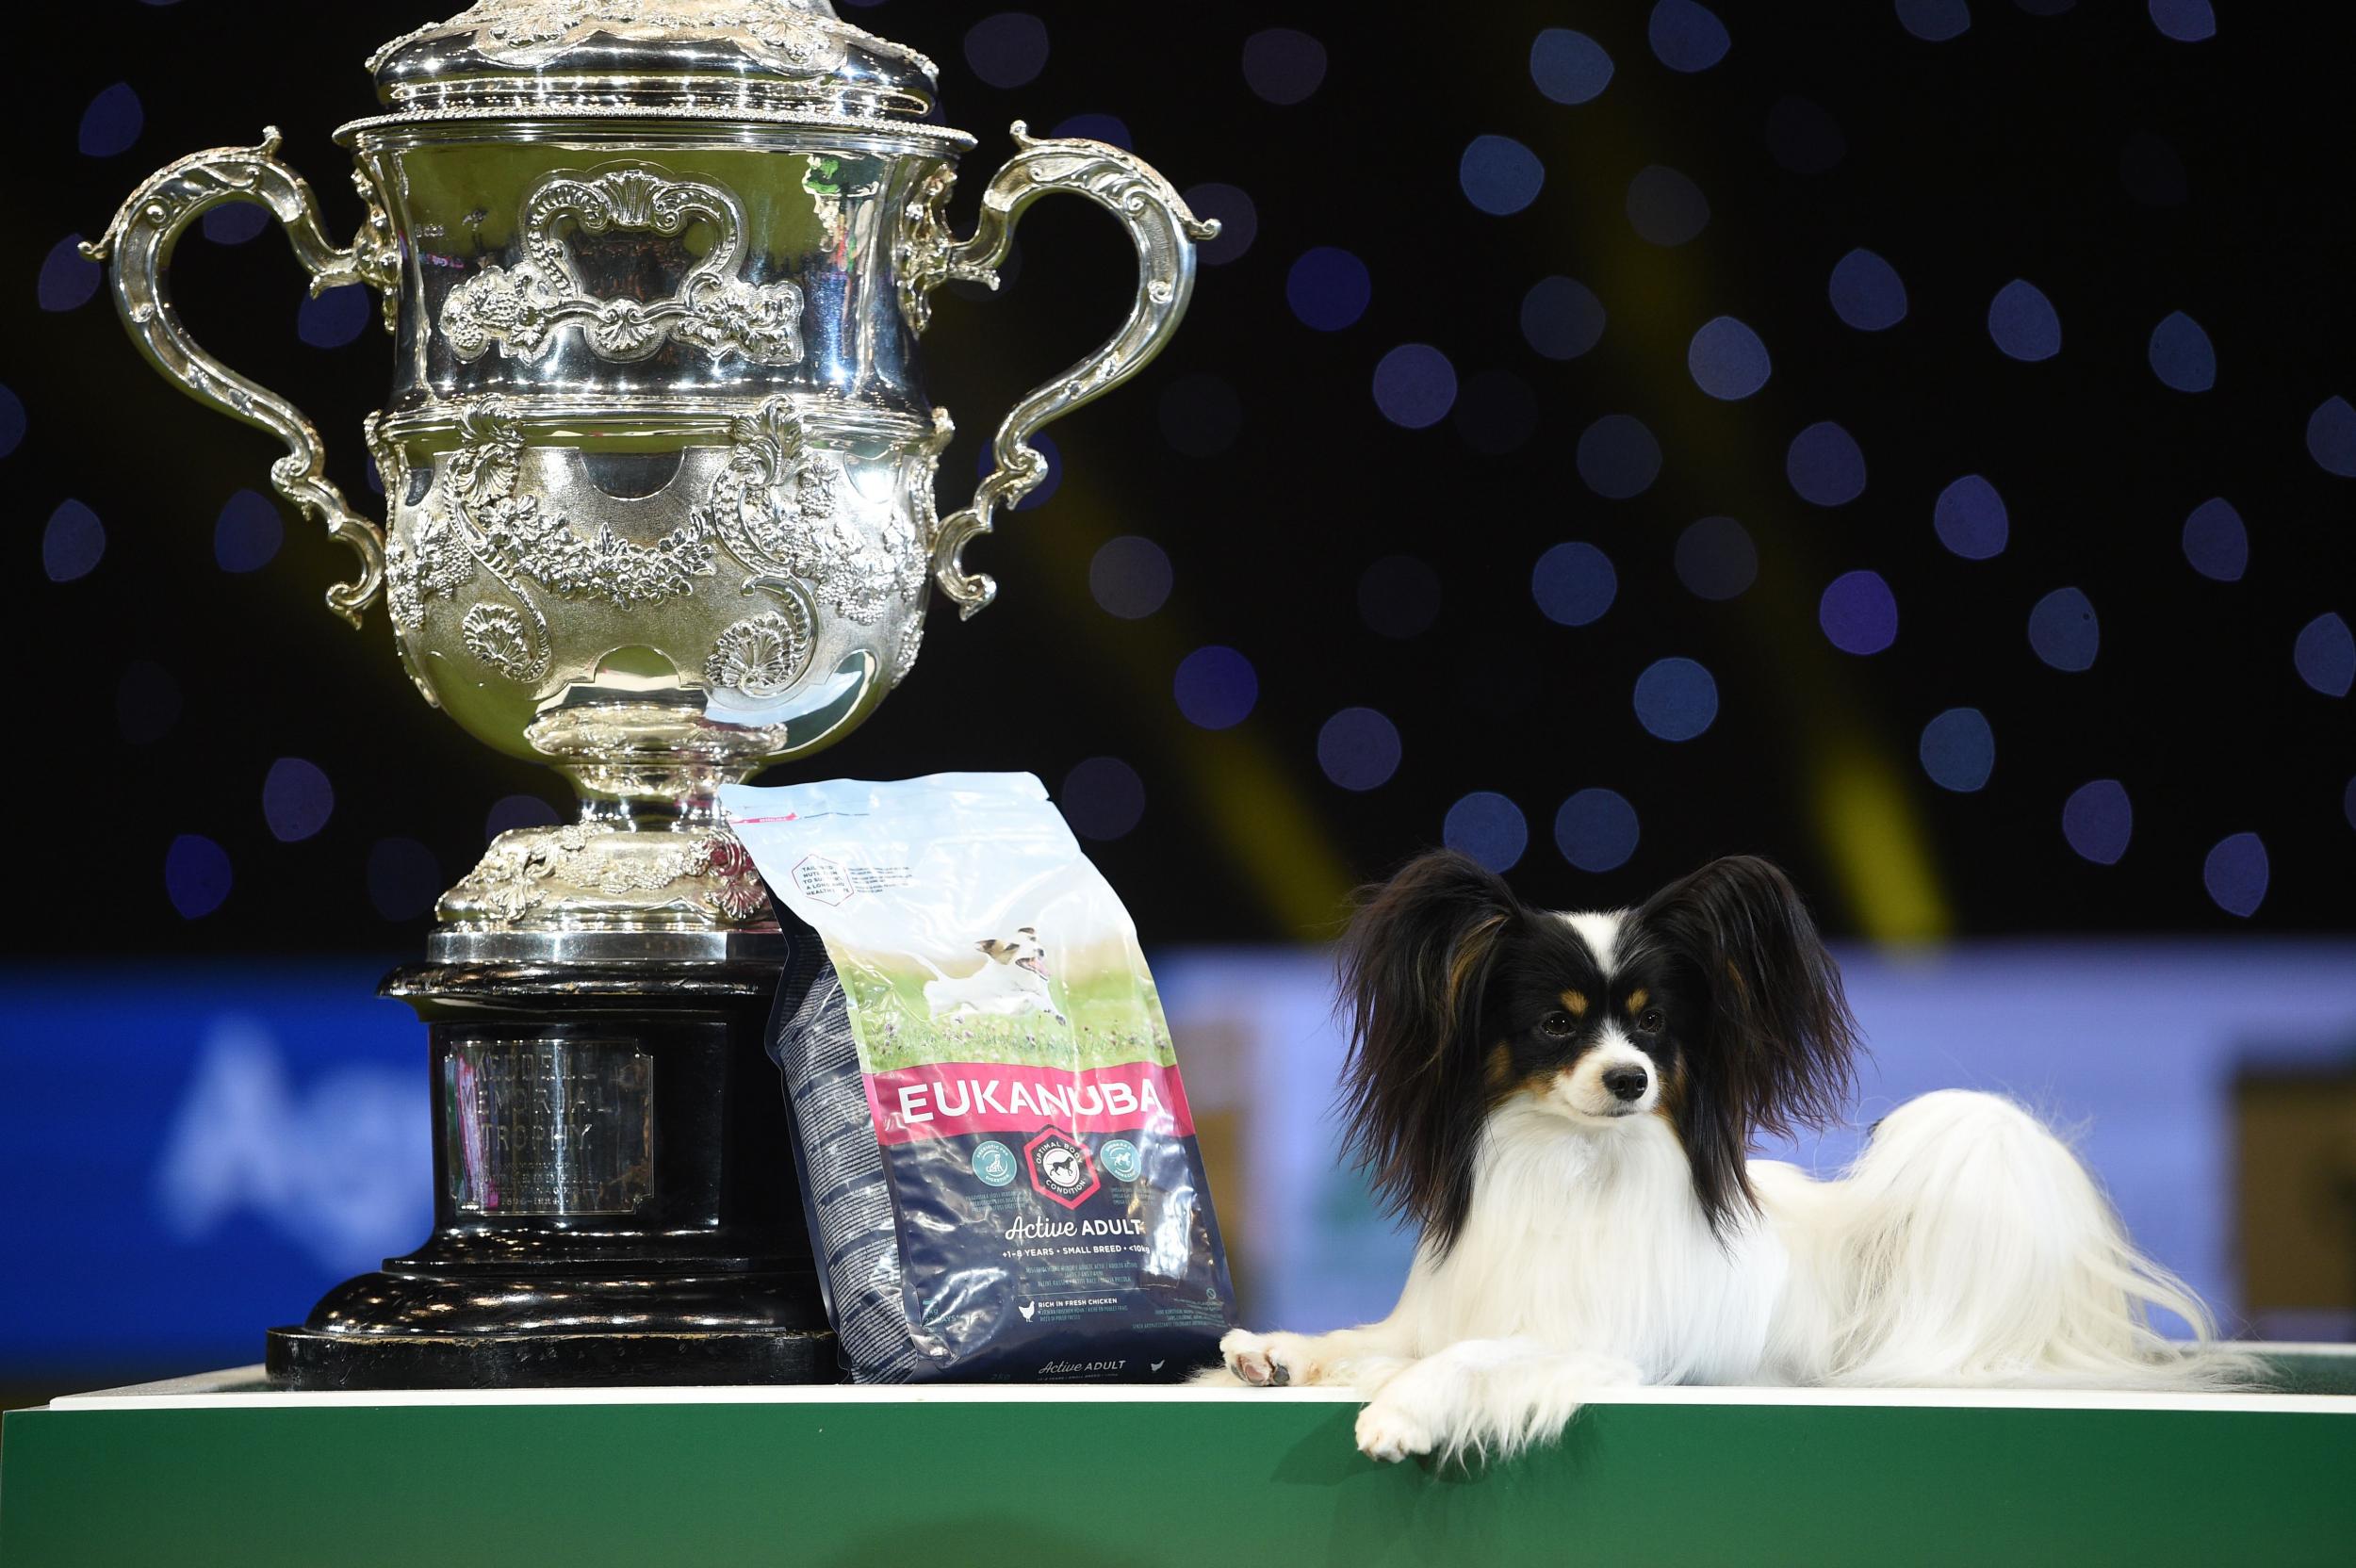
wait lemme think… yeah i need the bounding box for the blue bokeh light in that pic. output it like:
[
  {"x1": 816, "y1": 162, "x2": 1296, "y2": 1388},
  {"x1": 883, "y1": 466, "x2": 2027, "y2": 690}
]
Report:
[
  {"x1": 299, "y1": 286, "x2": 372, "y2": 349},
  {"x1": 42, "y1": 498, "x2": 106, "y2": 582},
  {"x1": 1649, "y1": 1, "x2": 1731, "y2": 72},
  {"x1": 2028, "y1": 587, "x2": 2101, "y2": 672},
  {"x1": 1688, "y1": 317, "x2": 1772, "y2": 400},
  {"x1": 214, "y1": 489, "x2": 285, "y2": 574},
  {"x1": 484, "y1": 795, "x2": 562, "y2": 842},
  {"x1": 1829, "y1": 249, "x2": 1908, "y2": 331},
  {"x1": 1555, "y1": 789, "x2": 1641, "y2": 874},
  {"x1": 1676, "y1": 516, "x2": 1758, "y2": 601},
  {"x1": 1317, "y1": 708, "x2": 1404, "y2": 792},
  {"x1": 1286, "y1": 247, "x2": 1372, "y2": 332},
  {"x1": 1445, "y1": 792, "x2": 1530, "y2": 874},
  {"x1": 1049, "y1": 114, "x2": 1130, "y2": 150},
  {"x1": 1173, "y1": 645, "x2": 1259, "y2": 729},
  {"x1": 262, "y1": 758, "x2": 335, "y2": 843},
  {"x1": 1532, "y1": 542, "x2": 1618, "y2": 627},
  {"x1": 1988, "y1": 279, "x2": 2062, "y2": 361},
  {"x1": 1372, "y1": 344, "x2": 1459, "y2": 429},
  {"x1": 2307, "y1": 397, "x2": 2356, "y2": 477},
  {"x1": 1627, "y1": 166, "x2": 1710, "y2": 247},
  {"x1": 2296, "y1": 612, "x2": 2355, "y2": 697},
  {"x1": 38, "y1": 236, "x2": 100, "y2": 313},
  {"x1": 1241, "y1": 27, "x2": 1327, "y2": 105},
  {"x1": 1632, "y1": 658, "x2": 1720, "y2": 742},
  {"x1": 1934, "y1": 474, "x2": 2009, "y2": 559},
  {"x1": 1060, "y1": 757, "x2": 1147, "y2": 841},
  {"x1": 1788, "y1": 421, "x2": 1867, "y2": 506},
  {"x1": 1184, "y1": 184, "x2": 1255, "y2": 266},
  {"x1": 1530, "y1": 28, "x2": 1614, "y2": 104},
  {"x1": 1896, "y1": 0, "x2": 1972, "y2": 42},
  {"x1": 2149, "y1": 311, "x2": 2216, "y2": 392},
  {"x1": 2202, "y1": 833, "x2": 2267, "y2": 918},
  {"x1": 1461, "y1": 136, "x2": 1546, "y2": 216},
  {"x1": 2181, "y1": 498, "x2": 2248, "y2": 581},
  {"x1": 1089, "y1": 535, "x2": 1173, "y2": 619},
  {"x1": 202, "y1": 203, "x2": 270, "y2": 245},
  {"x1": 368, "y1": 838, "x2": 444, "y2": 923},
  {"x1": 2062, "y1": 780, "x2": 2134, "y2": 864},
  {"x1": 1919, "y1": 708, "x2": 1996, "y2": 792},
  {"x1": 963, "y1": 12, "x2": 1049, "y2": 89},
  {"x1": 1577, "y1": 415, "x2": 1661, "y2": 499},
  {"x1": 166, "y1": 834, "x2": 233, "y2": 920},
  {"x1": 78, "y1": 82, "x2": 143, "y2": 158},
  {"x1": 1521, "y1": 277, "x2": 1606, "y2": 360},
  {"x1": 2149, "y1": 0, "x2": 2217, "y2": 42},
  {"x1": 1820, "y1": 570, "x2": 1899, "y2": 655}
]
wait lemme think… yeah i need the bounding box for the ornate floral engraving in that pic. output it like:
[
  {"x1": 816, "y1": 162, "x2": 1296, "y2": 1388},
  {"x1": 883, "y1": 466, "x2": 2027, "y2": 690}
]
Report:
[
  {"x1": 890, "y1": 612, "x2": 924, "y2": 690},
  {"x1": 447, "y1": 821, "x2": 770, "y2": 926},
  {"x1": 895, "y1": 167, "x2": 997, "y2": 336},
  {"x1": 441, "y1": 164, "x2": 805, "y2": 368},
  {"x1": 696, "y1": 399, "x2": 927, "y2": 626},
  {"x1": 706, "y1": 604, "x2": 814, "y2": 696},
  {"x1": 368, "y1": 0, "x2": 941, "y2": 79},
  {"x1": 461, "y1": 603, "x2": 540, "y2": 681}
]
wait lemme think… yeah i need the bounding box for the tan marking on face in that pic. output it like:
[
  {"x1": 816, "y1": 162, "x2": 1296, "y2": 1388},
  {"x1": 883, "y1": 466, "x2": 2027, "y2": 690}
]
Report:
[
  {"x1": 1559, "y1": 988, "x2": 1589, "y2": 1018},
  {"x1": 1485, "y1": 1042, "x2": 1513, "y2": 1087},
  {"x1": 1626, "y1": 988, "x2": 1650, "y2": 1016}
]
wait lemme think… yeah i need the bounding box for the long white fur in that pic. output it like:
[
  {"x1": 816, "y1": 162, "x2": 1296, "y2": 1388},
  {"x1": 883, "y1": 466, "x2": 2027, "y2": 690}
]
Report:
[{"x1": 1219, "y1": 923, "x2": 2245, "y2": 1462}]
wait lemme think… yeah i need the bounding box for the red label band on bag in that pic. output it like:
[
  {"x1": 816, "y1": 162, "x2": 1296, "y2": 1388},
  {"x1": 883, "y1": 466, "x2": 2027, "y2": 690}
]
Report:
[{"x1": 865, "y1": 1059, "x2": 1197, "y2": 1144}]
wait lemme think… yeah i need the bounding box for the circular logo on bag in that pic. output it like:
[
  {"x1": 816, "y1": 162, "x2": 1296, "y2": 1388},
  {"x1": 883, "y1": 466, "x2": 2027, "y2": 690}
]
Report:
[
  {"x1": 972, "y1": 1141, "x2": 1017, "y2": 1187},
  {"x1": 1099, "y1": 1138, "x2": 1143, "y2": 1182},
  {"x1": 1023, "y1": 1126, "x2": 1101, "y2": 1210}
]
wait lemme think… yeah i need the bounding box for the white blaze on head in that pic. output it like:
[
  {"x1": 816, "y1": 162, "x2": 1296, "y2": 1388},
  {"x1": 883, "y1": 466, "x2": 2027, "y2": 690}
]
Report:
[{"x1": 1560, "y1": 910, "x2": 1624, "y2": 978}]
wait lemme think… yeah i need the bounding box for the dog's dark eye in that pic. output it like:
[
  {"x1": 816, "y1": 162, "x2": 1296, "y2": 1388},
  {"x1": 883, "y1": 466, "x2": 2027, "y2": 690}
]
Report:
[
  {"x1": 1638, "y1": 1008, "x2": 1665, "y2": 1035},
  {"x1": 1539, "y1": 1011, "x2": 1575, "y2": 1037}
]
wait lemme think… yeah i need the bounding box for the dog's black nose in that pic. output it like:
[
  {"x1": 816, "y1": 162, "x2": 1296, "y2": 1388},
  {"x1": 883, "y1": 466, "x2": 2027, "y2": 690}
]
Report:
[{"x1": 1603, "y1": 1066, "x2": 1650, "y2": 1102}]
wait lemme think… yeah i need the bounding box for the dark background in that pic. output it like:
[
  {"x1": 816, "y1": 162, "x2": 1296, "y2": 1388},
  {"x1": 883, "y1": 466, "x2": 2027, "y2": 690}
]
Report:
[{"x1": 11, "y1": 0, "x2": 2354, "y2": 950}]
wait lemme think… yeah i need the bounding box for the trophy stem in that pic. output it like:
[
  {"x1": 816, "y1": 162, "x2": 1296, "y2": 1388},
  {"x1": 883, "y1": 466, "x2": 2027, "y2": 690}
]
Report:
[{"x1": 266, "y1": 937, "x2": 833, "y2": 1389}]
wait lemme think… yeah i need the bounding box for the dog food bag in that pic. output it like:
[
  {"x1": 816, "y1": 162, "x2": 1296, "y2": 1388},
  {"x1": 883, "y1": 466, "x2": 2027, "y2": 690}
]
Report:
[{"x1": 719, "y1": 772, "x2": 1236, "y2": 1382}]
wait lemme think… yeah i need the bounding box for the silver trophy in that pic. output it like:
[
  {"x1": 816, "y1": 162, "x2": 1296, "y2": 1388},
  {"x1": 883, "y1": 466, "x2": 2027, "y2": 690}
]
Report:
[{"x1": 85, "y1": 0, "x2": 1214, "y2": 1386}]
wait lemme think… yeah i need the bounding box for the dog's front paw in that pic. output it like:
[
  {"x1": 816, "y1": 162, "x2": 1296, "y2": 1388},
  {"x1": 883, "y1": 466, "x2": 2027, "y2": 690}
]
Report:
[
  {"x1": 1354, "y1": 1396, "x2": 1438, "y2": 1463},
  {"x1": 1220, "y1": 1328, "x2": 1303, "y2": 1388}
]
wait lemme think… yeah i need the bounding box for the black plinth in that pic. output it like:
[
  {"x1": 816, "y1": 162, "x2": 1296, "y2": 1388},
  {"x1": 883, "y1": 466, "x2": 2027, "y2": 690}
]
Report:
[{"x1": 266, "y1": 945, "x2": 834, "y2": 1388}]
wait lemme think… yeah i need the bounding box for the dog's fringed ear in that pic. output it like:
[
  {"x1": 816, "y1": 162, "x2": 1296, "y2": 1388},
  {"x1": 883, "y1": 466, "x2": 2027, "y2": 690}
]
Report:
[
  {"x1": 1639, "y1": 856, "x2": 1860, "y2": 1230},
  {"x1": 1337, "y1": 849, "x2": 1523, "y2": 1253}
]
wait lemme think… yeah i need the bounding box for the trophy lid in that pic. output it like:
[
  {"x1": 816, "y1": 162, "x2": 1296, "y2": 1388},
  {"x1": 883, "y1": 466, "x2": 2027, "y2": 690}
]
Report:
[{"x1": 358, "y1": 0, "x2": 965, "y2": 139}]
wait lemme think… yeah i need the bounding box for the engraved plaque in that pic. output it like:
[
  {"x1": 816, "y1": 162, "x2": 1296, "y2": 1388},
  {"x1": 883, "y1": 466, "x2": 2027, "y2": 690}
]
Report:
[{"x1": 445, "y1": 1038, "x2": 653, "y2": 1217}]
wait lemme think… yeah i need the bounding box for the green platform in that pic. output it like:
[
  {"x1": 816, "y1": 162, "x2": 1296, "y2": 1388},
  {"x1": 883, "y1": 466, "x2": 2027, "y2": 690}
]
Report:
[{"x1": 6, "y1": 1355, "x2": 2354, "y2": 1566}]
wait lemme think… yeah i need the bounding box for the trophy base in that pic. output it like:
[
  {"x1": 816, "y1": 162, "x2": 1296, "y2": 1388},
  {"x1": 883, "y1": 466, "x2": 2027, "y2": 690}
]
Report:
[
  {"x1": 267, "y1": 936, "x2": 836, "y2": 1390},
  {"x1": 266, "y1": 1319, "x2": 829, "y2": 1390}
]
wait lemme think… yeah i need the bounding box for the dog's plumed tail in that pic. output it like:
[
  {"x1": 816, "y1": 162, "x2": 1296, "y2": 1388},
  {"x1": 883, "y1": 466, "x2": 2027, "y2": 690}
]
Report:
[{"x1": 1798, "y1": 1089, "x2": 2249, "y2": 1391}]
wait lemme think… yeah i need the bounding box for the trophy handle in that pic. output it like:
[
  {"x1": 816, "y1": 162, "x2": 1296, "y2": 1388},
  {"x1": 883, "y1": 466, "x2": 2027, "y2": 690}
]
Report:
[
  {"x1": 908, "y1": 122, "x2": 1219, "y2": 619},
  {"x1": 81, "y1": 127, "x2": 401, "y2": 629}
]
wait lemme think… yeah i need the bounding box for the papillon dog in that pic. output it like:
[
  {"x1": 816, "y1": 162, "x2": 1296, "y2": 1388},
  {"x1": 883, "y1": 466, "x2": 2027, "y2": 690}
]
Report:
[{"x1": 1217, "y1": 852, "x2": 2241, "y2": 1462}]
